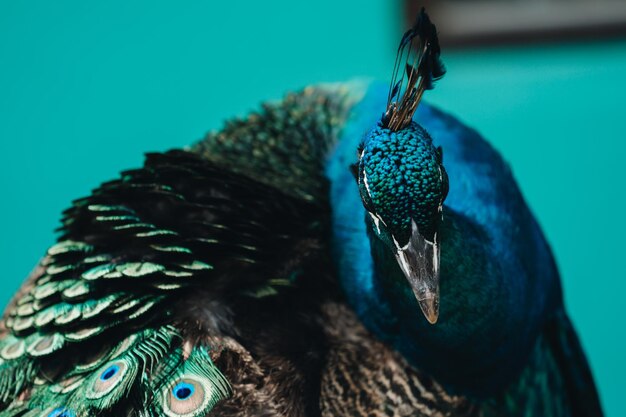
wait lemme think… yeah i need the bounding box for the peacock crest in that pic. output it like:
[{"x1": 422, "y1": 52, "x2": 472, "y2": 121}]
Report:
[{"x1": 382, "y1": 7, "x2": 445, "y2": 132}]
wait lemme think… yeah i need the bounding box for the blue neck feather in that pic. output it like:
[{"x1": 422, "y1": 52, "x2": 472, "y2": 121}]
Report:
[{"x1": 326, "y1": 82, "x2": 563, "y2": 396}]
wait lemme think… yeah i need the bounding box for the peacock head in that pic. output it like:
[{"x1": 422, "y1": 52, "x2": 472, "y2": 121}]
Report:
[{"x1": 355, "y1": 8, "x2": 447, "y2": 324}]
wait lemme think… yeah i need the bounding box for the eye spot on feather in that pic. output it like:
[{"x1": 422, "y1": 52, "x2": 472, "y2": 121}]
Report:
[
  {"x1": 100, "y1": 364, "x2": 119, "y2": 381},
  {"x1": 86, "y1": 360, "x2": 128, "y2": 399},
  {"x1": 163, "y1": 377, "x2": 210, "y2": 417},
  {"x1": 173, "y1": 381, "x2": 195, "y2": 400}
]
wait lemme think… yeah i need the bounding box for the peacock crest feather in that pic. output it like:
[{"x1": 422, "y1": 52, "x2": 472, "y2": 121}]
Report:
[{"x1": 382, "y1": 7, "x2": 445, "y2": 132}]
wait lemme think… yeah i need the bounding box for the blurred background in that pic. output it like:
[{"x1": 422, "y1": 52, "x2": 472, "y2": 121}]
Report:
[{"x1": 0, "y1": 1, "x2": 624, "y2": 415}]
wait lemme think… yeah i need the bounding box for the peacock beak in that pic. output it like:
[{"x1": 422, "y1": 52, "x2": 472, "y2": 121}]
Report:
[{"x1": 393, "y1": 219, "x2": 440, "y2": 324}]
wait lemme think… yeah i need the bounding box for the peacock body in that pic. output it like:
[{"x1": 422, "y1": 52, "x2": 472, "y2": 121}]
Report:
[{"x1": 1, "y1": 9, "x2": 602, "y2": 417}]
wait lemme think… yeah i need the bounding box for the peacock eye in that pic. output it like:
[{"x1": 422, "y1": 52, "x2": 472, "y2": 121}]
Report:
[
  {"x1": 100, "y1": 364, "x2": 119, "y2": 381},
  {"x1": 87, "y1": 359, "x2": 129, "y2": 399},
  {"x1": 172, "y1": 381, "x2": 195, "y2": 400},
  {"x1": 360, "y1": 192, "x2": 376, "y2": 215},
  {"x1": 357, "y1": 168, "x2": 379, "y2": 215},
  {"x1": 162, "y1": 376, "x2": 214, "y2": 417},
  {"x1": 440, "y1": 166, "x2": 449, "y2": 201}
]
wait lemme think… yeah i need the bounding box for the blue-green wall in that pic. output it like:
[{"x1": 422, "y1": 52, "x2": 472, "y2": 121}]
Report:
[{"x1": 1, "y1": 2, "x2": 624, "y2": 416}]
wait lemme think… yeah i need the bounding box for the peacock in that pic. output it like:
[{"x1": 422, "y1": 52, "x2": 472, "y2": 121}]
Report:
[{"x1": 0, "y1": 8, "x2": 602, "y2": 417}]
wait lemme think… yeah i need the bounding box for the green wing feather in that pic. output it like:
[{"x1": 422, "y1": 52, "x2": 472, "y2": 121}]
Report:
[
  {"x1": 0, "y1": 85, "x2": 356, "y2": 416},
  {"x1": 150, "y1": 346, "x2": 231, "y2": 417},
  {"x1": 191, "y1": 83, "x2": 361, "y2": 201}
]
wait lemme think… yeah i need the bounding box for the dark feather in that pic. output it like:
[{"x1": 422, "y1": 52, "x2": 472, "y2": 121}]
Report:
[
  {"x1": 383, "y1": 8, "x2": 446, "y2": 131},
  {"x1": 545, "y1": 310, "x2": 604, "y2": 417},
  {"x1": 0, "y1": 86, "x2": 356, "y2": 416}
]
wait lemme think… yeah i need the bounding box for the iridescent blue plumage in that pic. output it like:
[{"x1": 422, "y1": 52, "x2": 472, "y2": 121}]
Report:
[
  {"x1": 327, "y1": 81, "x2": 603, "y2": 414},
  {"x1": 358, "y1": 121, "x2": 446, "y2": 243}
]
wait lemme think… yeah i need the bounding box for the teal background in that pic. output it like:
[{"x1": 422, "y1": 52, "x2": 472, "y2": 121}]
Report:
[{"x1": 0, "y1": 1, "x2": 624, "y2": 415}]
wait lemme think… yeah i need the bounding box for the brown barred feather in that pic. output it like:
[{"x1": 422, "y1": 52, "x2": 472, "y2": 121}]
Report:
[{"x1": 319, "y1": 303, "x2": 477, "y2": 417}]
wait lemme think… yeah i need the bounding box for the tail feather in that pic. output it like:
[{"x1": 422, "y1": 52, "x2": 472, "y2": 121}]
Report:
[
  {"x1": 150, "y1": 346, "x2": 231, "y2": 417},
  {"x1": 547, "y1": 310, "x2": 603, "y2": 417},
  {"x1": 4, "y1": 326, "x2": 231, "y2": 417}
]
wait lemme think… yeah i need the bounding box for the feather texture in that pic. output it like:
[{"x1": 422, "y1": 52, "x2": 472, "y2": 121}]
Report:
[
  {"x1": 383, "y1": 8, "x2": 445, "y2": 131},
  {"x1": 0, "y1": 85, "x2": 357, "y2": 416},
  {"x1": 1, "y1": 76, "x2": 602, "y2": 416}
]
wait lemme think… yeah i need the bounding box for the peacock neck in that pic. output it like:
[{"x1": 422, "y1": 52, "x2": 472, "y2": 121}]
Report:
[
  {"x1": 363, "y1": 207, "x2": 524, "y2": 394},
  {"x1": 326, "y1": 83, "x2": 561, "y2": 398}
]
